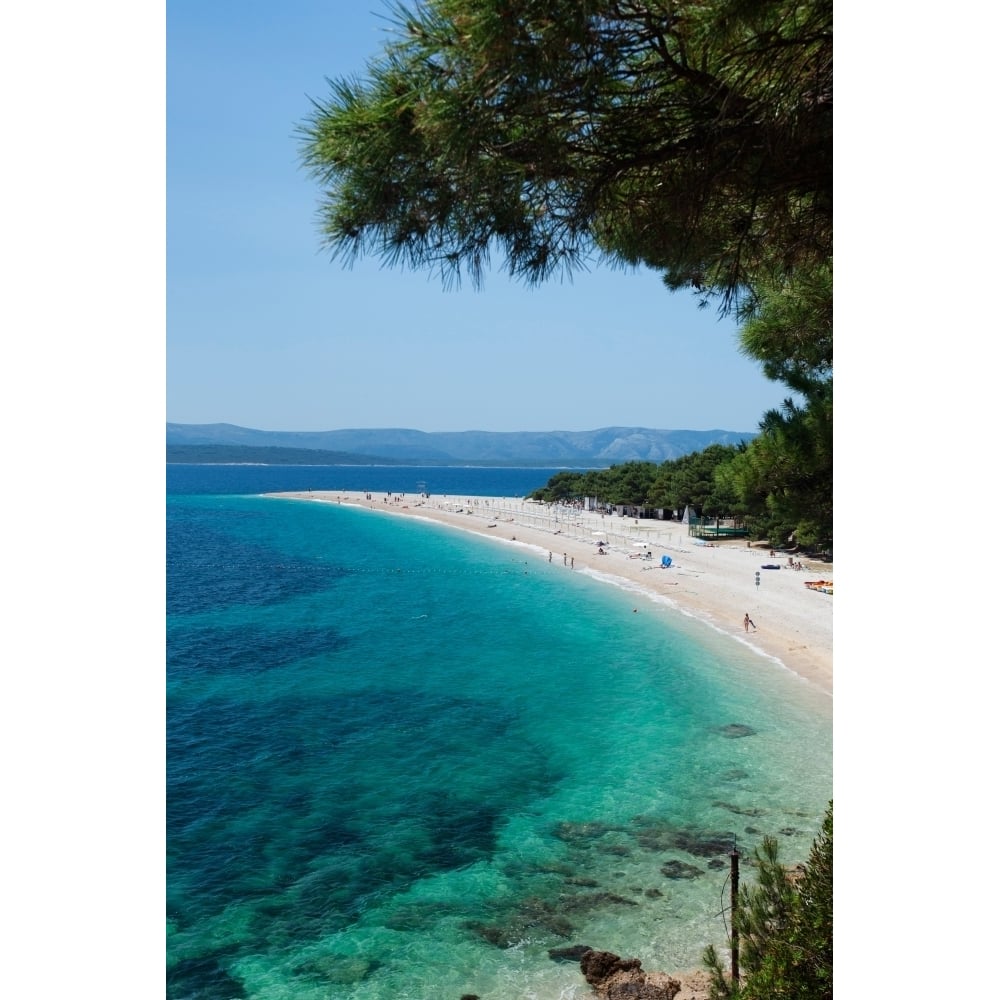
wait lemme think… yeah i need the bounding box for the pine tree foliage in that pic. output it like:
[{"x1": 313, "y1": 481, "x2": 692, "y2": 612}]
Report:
[
  {"x1": 704, "y1": 802, "x2": 833, "y2": 1000},
  {"x1": 715, "y1": 388, "x2": 832, "y2": 548},
  {"x1": 299, "y1": 0, "x2": 832, "y2": 309},
  {"x1": 738, "y1": 261, "x2": 832, "y2": 398},
  {"x1": 714, "y1": 258, "x2": 832, "y2": 547}
]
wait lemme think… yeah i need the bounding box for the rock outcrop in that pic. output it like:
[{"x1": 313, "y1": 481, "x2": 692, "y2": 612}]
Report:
[{"x1": 579, "y1": 950, "x2": 712, "y2": 1000}]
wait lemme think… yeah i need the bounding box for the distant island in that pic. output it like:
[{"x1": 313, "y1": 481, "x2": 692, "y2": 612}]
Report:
[
  {"x1": 166, "y1": 445, "x2": 408, "y2": 467},
  {"x1": 167, "y1": 423, "x2": 757, "y2": 467}
]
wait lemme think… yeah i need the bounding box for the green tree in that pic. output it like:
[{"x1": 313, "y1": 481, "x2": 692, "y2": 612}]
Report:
[
  {"x1": 648, "y1": 443, "x2": 740, "y2": 515},
  {"x1": 738, "y1": 261, "x2": 832, "y2": 399},
  {"x1": 300, "y1": 0, "x2": 833, "y2": 544},
  {"x1": 704, "y1": 802, "x2": 833, "y2": 1000},
  {"x1": 605, "y1": 460, "x2": 658, "y2": 505},
  {"x1": 714, "y1": 261, "x2": 833, "y2": 547},
  {"x1": 530, "y1": 461, "x2": 659, "y2": 505},
  {"x1": 533, "y1": 469, "x2": 589, "y2": 500},
  {"x1": 715, "y1": 388, "x2": 832, "y2": 549},
  {"x1": 299, "y1": 0, "x2": 832, "y2": 308}
]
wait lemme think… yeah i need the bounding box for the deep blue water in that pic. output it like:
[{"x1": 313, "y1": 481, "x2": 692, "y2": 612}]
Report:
[
  {"x1": 166, "y1": 463, "x2": 573, "y2": 499},
  {"x1": 167, "y1": 465, "x2": 831, "y2": 1000}
]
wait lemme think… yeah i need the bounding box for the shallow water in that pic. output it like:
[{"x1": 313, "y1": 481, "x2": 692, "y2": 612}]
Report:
[{"x1": 167, "y1": 475, "x2": 831, "y2": 1000}]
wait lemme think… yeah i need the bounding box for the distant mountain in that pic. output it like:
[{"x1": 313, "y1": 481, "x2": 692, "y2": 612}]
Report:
[
  {"x1": 167, "y1": 422, "x2": 756, "y2": 465},
  {"x1": 165, "y1": 445, "x2": 405, "y2": 467}
]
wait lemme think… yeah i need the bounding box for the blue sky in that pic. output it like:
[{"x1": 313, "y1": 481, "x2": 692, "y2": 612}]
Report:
[{"x1": 167, "y1": 0, "x2": 792, "y2": 434}]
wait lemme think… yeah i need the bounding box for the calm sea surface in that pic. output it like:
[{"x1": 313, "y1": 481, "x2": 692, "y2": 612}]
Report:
[{"x1": 166, "y1": 465, "x2": 832, "y2": 1000}]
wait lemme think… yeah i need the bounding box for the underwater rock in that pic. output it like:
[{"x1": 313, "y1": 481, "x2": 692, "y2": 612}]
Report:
[
  {"x1": 537, "y1": 861, "x2": 576, "y2": 876},
  {"x1": 634, "y1": 828, "x2": 674, "y2": 852},
  {"x1": 598, "y1": 844, "x2": 632, "y2": 857},
  {"x1": 712, "y1": 801, "x2": 764, "y2": 816},
  {"x1": 671, "y1": 830, "x2": 735, "y2": 858},
  {"x1": 712, "y1": 723, "x2": 758, "y2": 739},
  {"x1": 465, "y1": 878, "x2": 651, "y2": 952},
  {"x1": 293, "y1": 954, "x2": 378, "y2": 984},
  {"x1": 382, "y1": 900, "x2": 464, "y2": 931},
  {"x1": 464, "y1": 922, "x2": 510, "y2": 947},
  {"x1": 520, "y1": 895, "x2": 577, "y2": 932},
  {"x1": 630, "y1": 818, "x2": 733, "y2": 859},
  {"x1": 548, "y1": 944, "x2": 595, "y2": 962},
  {"x1": 630, "y1": 817, "x2": 681, "y2": 852},
  {"x1": 544, "y1": 914, "x2": 576, "y2": 937},
  {"x1": 660, "y1": 860, "x2": 704, "y2": 879},
  {"x1": 553, "y1": 820, "x2": 622, "y2": 842},
  {"x1": 559, "y1": 891, "x2": 640, "y2": 912},
  {"x1": 565, "y1": 876, "x2": 600, "y2": 888},
  {"x1": 466, "y1": 893, "x2": 582, "y2": 947}
]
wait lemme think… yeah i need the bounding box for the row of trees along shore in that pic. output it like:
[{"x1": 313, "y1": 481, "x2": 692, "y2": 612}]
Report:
[
  {"x1": 299, "y1": 0, "x2": 832, "y2": 553},
  {"x1": 299, "y1": 0, "x2": 832, "y2": 983},
  {"x1": 528, "y1": 437, "x2": 830, "y2": 552}
]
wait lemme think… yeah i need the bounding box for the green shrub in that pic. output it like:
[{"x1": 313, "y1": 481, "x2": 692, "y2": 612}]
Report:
[{"x1": 704, "y1": 803, "x2": 832, "y2": 1000}]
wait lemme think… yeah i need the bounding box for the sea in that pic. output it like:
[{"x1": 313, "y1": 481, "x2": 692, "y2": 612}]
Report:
[{"x1": 166, "y1": 464, "x2": 832, "y2": 1000}]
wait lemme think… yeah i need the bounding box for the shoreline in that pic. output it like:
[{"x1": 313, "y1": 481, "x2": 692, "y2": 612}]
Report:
[{"x1": 268, "y1": 490, "x2": 832, "y2": 697}]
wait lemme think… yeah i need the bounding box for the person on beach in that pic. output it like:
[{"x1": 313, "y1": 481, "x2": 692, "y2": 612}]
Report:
[{"x1": 744, "y1": 613, "x2": 756, "y2": 632}]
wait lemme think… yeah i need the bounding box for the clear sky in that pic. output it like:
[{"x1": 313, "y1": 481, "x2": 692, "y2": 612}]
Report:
[{"x1": 167, "y1": 0, "x2": 792, "y2": 434}]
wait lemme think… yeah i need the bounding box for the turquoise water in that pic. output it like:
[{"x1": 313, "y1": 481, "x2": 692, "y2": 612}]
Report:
[{"x1": 167, "y1": 476, "x2": 831, "y2": 1000}]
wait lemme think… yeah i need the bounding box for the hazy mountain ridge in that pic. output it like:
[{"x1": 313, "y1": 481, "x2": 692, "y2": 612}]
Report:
[{"x1": 166, "y1": 422, "x2": 756, "y2": 464}]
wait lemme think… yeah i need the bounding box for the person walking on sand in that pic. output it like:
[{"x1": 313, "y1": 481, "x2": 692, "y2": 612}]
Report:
[{"x1": 744, "y1": 613, "x2": 756, "y2": 632}]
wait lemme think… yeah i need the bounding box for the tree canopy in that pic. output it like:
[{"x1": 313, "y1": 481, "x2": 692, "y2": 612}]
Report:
[
  {"x1": 528, "y1": 445, "x2": 743, "y2": 516},
  {"x1": 299, "y1": 0, "x2": 833, "y2": 548},
  {"x1": 299, "y1": 0, "x2": 832, "y2": 309}
]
